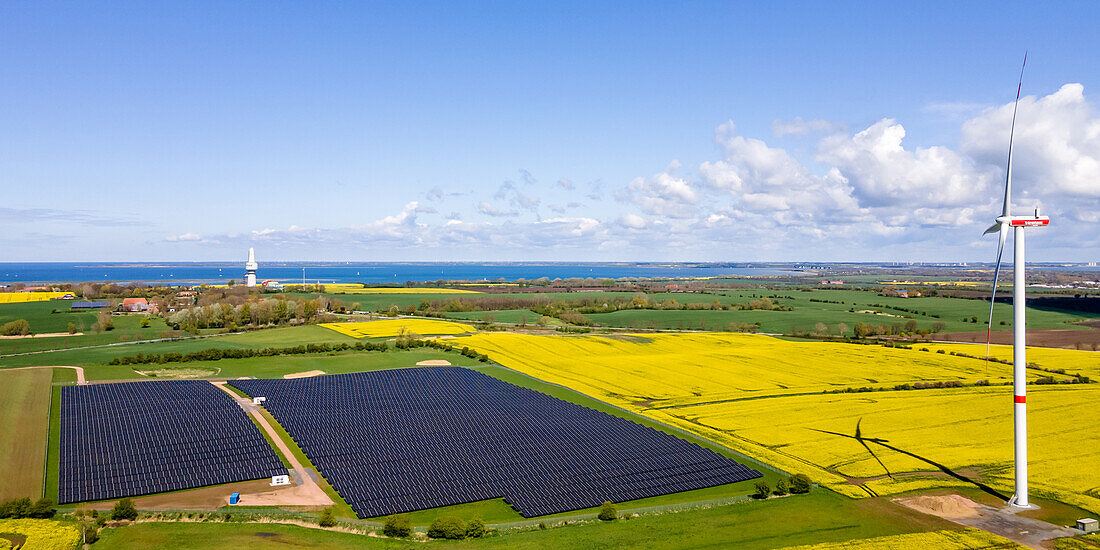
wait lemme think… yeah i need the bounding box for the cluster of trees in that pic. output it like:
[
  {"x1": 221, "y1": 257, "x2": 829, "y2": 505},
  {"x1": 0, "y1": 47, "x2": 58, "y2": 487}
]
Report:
[
  {"x1": 457, "y1": 346, "x2": 490, "y2": 362},
  {"x1": 851, "y1": 320, "x2": 945, "y2": 338},
  {"x1": 752, "y1": 474, "x2": 812, "y2": 499},
  {"x1": 407, "y1": 293, "x2": 794, "y2": 327},
  {"x1": 0, "y1": 497, "x2": 55, "y2": 519},
  {"x1": 107, "y1": 341, "x2": 388, "y2": 365},
  {"x1": 823, "y1": 379, "x2": 1002, "y2": 394},
  {"x1": 0, "y1": 318, "x2": 30, "y2": 335},
  {"x1": 381, "y1": 514, "x2": 486, "y2": 539},
  {"x1": 165, "y1": 297, "x2": 341, "y2": 332}
]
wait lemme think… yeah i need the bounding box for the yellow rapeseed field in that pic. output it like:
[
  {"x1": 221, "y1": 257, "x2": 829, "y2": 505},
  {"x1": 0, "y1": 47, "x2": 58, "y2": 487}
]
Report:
[
  {"x1": 321, "y1": 319, "x2": 476, "y2": 338},
  {"x1": 777, "y1": 528, "x2": 1020, "y2": 549},
  {"x1": 922, "y1": 342, "x2": 1100, "y2": 379},
  {"x1": 882, "y1": 281, "x2": 994, "y2": 287},
  {"x1": 452, "y1": 332, "x2": 1100, "y2": 513},
  {"x1": 0, "y1": 292, "x2": 71, "y2": 304},
  {"x1": 0, "y1": 519, "x2": 81, "y2": 550},
  {"x1": 453, "y1": 333, "x2": 1067, "y2": 408}
]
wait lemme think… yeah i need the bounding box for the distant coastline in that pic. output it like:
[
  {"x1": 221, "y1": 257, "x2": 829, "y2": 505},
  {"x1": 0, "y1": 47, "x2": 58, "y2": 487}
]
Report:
[
  {"x1": 0, "y1": 262, "x2": 804, "y2": 285},
  {"x1": 1, "y1": 261, "x2": 1096, "y2": 286}
]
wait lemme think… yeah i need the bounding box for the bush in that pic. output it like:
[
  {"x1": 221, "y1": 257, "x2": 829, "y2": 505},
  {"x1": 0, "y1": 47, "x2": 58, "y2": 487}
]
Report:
[
  {"x1": 466, "y1": 517, "x2": 486, "y2": 538},
  {"x1": 753, "y1": 481, "x2": 771, "y2": 499},
  {"x1": 789, "y1": 474, "x2": 812, "y2": 494},
  {"x1": 0, "y1": 319, "x2": 29, "y2": 336},
  {"x1": 0, "y1": 497, "x2": 32, "y2": 518},
  {"x1": 427, "y1": 515, "x2": 467, "y2": 539},
  {"x1": 0, "y1": 497, "x2": 52, "y2": 519},
  {"x1": 111, "y1": 498, "x2": 138, "y2": 521},
  {"x1": 83, "y1": 521, "x2": 100, "y2": 543},
  {"x1": 773, "y1": 478, "x2": 789, "y2": 496},
  {"x1": 598, "y1": 501, "x2": 618, "y2": 521},
  {"x1": 318, "y1": 507, "x2": 336, "y2": 527},
  {"x1": 382, "y1": 514, "x2": 413, "y2": 536}
]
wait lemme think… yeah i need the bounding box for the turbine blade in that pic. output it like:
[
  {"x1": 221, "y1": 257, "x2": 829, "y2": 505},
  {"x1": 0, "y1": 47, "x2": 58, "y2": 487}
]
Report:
[
  {"x1": 983, "y1": 222, "x2": 1002, "y2": 235},
  {"x1": 1001, "y1": 52, "x2": 1027, "y2": 218},
  {"x1": 986, "y1": 224, "x2": 1009, "y2": 359}
]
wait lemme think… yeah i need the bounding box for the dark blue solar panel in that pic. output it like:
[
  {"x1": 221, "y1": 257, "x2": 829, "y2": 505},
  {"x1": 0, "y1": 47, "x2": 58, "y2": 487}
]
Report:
[
  {"x1": 230, "y1": 367, "x2": 761, "y2": 518},
  {"x1": 59, "y1": 380, "x2": 286, "y2": 504}
]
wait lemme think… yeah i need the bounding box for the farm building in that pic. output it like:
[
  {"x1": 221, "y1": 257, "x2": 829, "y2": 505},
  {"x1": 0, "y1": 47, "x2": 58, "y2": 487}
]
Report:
[
  {"x1": 71, "y1": 301, "x2": 109, "y2": 310},
  {"x1": 263, "y1": 281, "x2": 283, "y2": 290},
  {"x1": 121, "y1": 297, "x2": 150, "y2": 312}
]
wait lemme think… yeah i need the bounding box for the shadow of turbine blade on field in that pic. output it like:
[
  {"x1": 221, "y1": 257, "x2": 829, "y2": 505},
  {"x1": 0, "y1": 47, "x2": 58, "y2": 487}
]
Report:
[
  {"x1": 809, "y1": 417, "x2": 1011, "y2": 501},
  {"x1": 810, "y1": 418, "x2": 894, "y2": 479}
]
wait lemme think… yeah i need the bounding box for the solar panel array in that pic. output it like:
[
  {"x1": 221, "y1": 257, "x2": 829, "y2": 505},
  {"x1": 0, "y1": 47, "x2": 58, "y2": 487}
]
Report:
[
  {"x1": 230, "y1": 367, "x2": 761, "y2": 518},
  {"x1": 59, "y1": 380, "x2": 286, "y2": 504}
]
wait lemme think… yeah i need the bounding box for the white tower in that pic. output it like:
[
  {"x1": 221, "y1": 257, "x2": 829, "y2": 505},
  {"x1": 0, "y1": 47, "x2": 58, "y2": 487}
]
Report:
[
  {"x1": 245, "y1": 247, "x2": 258, "y2": 287},
  {"x1": 982, "y1": 54, "x2": 1047, "y2": 510}
]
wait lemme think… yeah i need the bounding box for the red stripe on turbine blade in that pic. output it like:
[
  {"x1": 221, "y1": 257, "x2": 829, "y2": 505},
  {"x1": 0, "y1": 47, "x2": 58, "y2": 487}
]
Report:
[{"x1": 1014, "y1": 395, "x2": 1026, "y2": 404}]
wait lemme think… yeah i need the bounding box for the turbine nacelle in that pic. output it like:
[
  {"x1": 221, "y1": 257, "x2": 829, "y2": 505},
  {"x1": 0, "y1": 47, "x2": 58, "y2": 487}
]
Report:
[{"x1": 984, "y1": 215, "x2": 1050, "y2": 235}]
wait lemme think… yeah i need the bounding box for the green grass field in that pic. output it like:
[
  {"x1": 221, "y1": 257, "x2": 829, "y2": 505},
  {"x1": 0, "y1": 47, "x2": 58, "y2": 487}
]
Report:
[
  {"x1": 0, "y1": 367, "x2": 53, "y2": 500},
  {"x1": 579, "y1": 288, "x2": 1099, "y2": 335},
  {"x1": 443, "y1": 309, "x2": 549, "y2": 325},
  {"x1": 288, "y1": 286, "x2": 1100, "y2": 335},
  {"x1": 0, "y1": 309, "x2": 193, "y2": 356},
  {"x1": 0, "y1": 299, "x2": 99, "y2": 333},
  {"x1": 0, "y1": 325, "x2": 359, "y2": 368},
  {"x1": 93, "y1": 490, "x2": 958, "y2": 549}
]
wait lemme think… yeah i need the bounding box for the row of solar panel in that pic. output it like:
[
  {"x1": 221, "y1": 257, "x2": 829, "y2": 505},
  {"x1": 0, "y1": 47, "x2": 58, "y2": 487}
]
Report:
[
  {"x1": 230, "y1": 367, "x2": 762, "y2": 518},
  {"x1": 60, "y1": 440, "x2": 275, "y2": 466},
  {"x1": 59, "y1": 380, "x2": 286, "y2": 504},
  {"x1": 59, "y1": 465, "x2": 273, "y2": 504}
]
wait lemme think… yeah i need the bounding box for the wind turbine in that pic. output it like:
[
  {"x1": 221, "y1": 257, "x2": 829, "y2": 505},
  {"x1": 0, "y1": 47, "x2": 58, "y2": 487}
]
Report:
[{"x1": 982, "y1": 53, "x2": 1048, "y2": 510}]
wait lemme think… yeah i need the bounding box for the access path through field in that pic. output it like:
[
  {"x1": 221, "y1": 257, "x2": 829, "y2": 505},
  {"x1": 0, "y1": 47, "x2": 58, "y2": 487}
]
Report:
[{"x1": 211, "y1": 381, "x2": 334, "y2": 508}]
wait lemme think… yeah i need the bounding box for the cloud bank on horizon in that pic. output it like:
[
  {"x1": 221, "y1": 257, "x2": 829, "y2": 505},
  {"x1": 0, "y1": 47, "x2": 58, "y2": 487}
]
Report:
[{"x1": 160, "y1": 83, "x2": 1100, "y2": 262}]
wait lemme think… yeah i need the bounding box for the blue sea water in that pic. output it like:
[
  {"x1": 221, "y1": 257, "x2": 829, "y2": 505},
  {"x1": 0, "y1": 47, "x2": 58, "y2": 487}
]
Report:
[{"x1": 0, "y1": 262, "x2": 801, "y2": 285}]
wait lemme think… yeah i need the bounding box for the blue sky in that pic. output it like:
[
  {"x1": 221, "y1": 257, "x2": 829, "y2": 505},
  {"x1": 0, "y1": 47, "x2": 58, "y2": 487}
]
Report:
[{"x1": 2, "y1": 1, "x2": 1098, "y2": 262}]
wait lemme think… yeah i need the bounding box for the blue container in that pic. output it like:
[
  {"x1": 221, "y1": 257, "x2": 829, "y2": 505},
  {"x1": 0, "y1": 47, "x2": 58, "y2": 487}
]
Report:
[{"x1": 229, "y1": 492, "x2": 240, "y2": 505}]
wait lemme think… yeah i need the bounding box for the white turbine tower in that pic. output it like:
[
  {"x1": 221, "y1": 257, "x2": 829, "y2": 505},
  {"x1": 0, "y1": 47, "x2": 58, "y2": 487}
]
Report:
[
  {"x1": 245, "y1": 247, "x2": 258, "y2": 288},
  {"x1": 982, "y1": 53, "x2": 1047, "y2": 510}
]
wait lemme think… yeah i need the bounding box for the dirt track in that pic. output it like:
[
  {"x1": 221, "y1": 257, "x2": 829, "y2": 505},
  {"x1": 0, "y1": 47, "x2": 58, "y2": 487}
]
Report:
[{"x1": 211, "y1": 381, "x2": 334, "y2": 508}]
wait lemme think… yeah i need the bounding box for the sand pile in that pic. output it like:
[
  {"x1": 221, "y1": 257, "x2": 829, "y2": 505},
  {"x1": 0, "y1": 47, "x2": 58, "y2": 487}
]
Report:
[
  {"x1": 415, "y1": 360, "x2": 452, "y2": 366},
  {"x1": 283, "y1": 370, "x2": 325, "y2": 379},
  {"x1": 897, "y1": 494, "x2": 980, "y2": 518}
]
